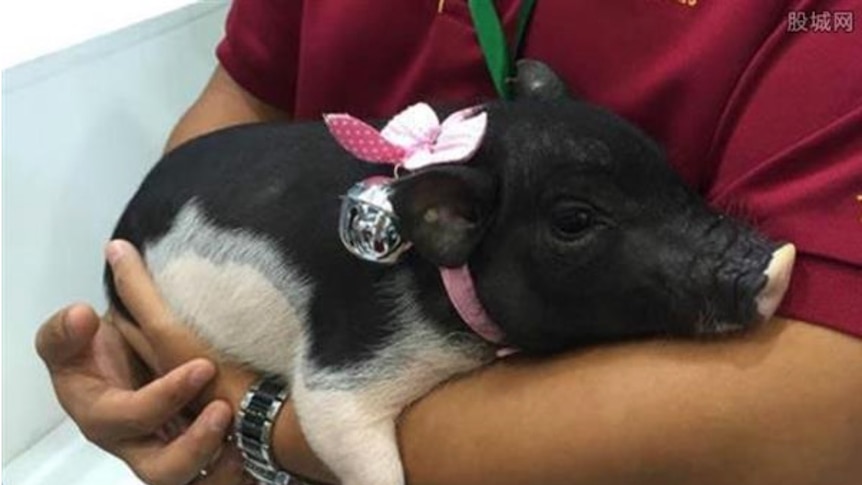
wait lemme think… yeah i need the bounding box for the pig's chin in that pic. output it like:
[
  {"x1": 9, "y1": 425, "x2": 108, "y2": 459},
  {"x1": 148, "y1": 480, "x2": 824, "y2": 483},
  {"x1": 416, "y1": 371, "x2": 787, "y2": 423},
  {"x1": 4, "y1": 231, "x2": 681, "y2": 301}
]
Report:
[
  {"x1": 692, "y1": 317, "x2": 751, "y2": 338},
  {"x1": 691, "y1": 277, "x2": 765, "y2": 337},
  {"x1": 682, "y1": 276, "x2": 765, "y2": 338}
]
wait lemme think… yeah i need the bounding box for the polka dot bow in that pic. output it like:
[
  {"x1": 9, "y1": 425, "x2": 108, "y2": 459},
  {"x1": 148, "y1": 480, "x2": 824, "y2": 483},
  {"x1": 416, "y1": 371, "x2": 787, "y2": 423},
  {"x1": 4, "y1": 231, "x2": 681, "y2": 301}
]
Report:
[{"x1": 323, "y1": 103, "x2": 488, "y2": 170}]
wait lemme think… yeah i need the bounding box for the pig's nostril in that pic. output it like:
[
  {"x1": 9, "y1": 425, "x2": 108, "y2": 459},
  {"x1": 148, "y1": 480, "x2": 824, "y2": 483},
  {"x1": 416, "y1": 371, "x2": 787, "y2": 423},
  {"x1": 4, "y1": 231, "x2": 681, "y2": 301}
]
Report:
[{"x1": 755, "y1": 244, "x2": 796, "y2": 322}]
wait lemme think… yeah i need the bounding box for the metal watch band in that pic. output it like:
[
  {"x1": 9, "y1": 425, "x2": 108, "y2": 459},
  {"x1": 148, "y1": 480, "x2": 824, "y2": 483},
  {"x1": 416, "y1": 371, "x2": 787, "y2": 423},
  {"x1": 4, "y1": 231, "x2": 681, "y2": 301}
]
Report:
[{"x1": 234, "y1": 374, "x2": 291, "y2": 485}]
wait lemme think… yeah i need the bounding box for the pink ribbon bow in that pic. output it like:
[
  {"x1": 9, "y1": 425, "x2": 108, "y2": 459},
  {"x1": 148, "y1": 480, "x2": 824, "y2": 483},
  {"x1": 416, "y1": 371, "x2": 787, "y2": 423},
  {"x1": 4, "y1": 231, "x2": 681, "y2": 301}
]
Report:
[{"x1": 324, "y1": 103, "x2": 487, "y2": 170}]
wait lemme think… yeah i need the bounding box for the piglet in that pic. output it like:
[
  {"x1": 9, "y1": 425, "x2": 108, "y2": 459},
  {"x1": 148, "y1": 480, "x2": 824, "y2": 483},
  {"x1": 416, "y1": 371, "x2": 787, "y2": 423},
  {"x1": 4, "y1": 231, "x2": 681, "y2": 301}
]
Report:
[{"x1": 106, "y1": 61, "x2": 794, "y2": 485}]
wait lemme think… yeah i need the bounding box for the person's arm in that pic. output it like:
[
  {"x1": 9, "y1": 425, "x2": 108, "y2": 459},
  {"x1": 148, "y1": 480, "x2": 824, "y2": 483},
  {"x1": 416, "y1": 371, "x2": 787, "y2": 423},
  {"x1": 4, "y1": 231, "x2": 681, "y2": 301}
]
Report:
[
  {"x1": 256, "y1": 318, "x2": 862, "y2": 485},
  {"x1": 164, "y1": 65, "x2": 288, "y2": 152},
  {"x1": 107, "y1": 239, "x2": 862, "y2": 485},
  {"x1": 396, "y1": 319, "x2": 862, "y2": 485}
]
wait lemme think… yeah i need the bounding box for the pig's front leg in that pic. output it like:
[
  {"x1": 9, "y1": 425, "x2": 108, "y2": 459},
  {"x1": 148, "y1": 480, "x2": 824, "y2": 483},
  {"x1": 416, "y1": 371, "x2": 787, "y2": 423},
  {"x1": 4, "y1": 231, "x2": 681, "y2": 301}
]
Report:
[{"x1": 292, "y1": 368, "x2": 406, "y2": 485}]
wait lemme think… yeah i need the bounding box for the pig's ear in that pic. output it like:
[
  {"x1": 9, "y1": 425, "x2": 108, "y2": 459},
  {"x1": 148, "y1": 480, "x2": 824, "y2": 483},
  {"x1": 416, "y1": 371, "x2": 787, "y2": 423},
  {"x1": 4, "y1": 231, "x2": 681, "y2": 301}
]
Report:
[
  {"x1": 390, "y1": 166, "x2": 496, "y2": 267},
  {"x1": 513, "y1": 59, "x2": 570, "y2": 100}
]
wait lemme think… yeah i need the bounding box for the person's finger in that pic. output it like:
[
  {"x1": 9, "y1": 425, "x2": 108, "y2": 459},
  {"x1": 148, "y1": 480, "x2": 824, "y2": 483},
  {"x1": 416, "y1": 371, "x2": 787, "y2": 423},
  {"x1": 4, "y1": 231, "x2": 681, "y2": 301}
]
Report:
[
  {"x1": 109, "y1": 307, "x2": 160, "y2": 372},
  {"x1": 85, "y1": 359, "x2": 217, "y2": 442},
  {"x1": 107, "y1": 239, "x2": 215, "y2": 371},
  {"x1": 122, "y1": 400, "x2": 234, "y2": 485},
  {"x1": 35, "y1": 304, "x2": 100, "y2": 370},
  {"x1": 105, "y1": 239, "x2": 175, "y2": 337}
]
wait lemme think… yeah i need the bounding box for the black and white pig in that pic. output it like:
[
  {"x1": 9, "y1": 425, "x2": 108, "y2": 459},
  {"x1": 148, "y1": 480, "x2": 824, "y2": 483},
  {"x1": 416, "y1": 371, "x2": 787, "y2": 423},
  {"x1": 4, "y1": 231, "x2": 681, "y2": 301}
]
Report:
[{"x1": 106, "y1": 61, "x2": 795, "y2": 485}]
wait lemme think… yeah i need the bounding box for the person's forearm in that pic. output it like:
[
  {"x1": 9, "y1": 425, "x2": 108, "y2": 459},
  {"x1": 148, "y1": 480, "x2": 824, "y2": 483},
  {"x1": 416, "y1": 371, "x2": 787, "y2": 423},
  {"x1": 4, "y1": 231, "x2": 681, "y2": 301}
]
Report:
[
  {"x1": 248, "y1": 318, "x2": 862, "y2": 485},
  {"x1": 164, "y1": 65, "x2": 288, "y2": 153}
]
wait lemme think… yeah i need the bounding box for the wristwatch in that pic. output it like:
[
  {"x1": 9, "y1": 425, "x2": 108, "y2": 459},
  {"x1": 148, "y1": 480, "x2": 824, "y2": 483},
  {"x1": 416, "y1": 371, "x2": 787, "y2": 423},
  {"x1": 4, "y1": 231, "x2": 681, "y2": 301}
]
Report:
[{"x1": 234, "y1": 373, "x2": 292, "y2": 485}]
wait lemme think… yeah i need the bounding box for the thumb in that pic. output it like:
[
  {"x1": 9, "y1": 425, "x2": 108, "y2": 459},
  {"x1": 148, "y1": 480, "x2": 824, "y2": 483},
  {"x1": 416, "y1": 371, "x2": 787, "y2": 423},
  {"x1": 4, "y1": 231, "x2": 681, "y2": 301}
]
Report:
[
  {"x1": 36, "y1": 304, "x2": 100, "y2": 369},
  {"x1": 106, "y1": 239, "x2": 175, "y2": 339}
]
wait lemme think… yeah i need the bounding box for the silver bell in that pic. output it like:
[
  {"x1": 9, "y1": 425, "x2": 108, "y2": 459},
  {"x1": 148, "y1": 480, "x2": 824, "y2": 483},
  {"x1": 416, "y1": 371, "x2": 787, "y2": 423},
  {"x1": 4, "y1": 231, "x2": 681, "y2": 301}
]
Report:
[{"x1": 339, "y1": 177, "x2": 412, "y2": 264}]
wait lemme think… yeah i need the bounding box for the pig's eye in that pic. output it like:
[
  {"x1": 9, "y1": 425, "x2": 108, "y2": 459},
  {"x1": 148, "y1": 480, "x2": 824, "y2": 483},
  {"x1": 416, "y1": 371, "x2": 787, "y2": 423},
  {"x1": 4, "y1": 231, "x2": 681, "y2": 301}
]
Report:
[{"x1": 550, "y1": 203, "x2": 596, "y2": 240}]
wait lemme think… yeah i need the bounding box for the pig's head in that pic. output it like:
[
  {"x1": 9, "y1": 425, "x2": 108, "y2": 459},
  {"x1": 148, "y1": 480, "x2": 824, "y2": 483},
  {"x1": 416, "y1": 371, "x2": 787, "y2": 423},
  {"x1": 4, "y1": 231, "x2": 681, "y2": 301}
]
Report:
[{"x1": 389, "y1": 61, "x2": 795, "y2": 353}]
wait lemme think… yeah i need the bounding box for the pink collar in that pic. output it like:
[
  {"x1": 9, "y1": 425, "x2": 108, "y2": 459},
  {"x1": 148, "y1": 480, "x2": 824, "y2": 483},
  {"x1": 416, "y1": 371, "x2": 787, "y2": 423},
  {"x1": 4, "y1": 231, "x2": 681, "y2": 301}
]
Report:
[{"x1": 440, "y1": 266, "x2": 515, "y2": 355}]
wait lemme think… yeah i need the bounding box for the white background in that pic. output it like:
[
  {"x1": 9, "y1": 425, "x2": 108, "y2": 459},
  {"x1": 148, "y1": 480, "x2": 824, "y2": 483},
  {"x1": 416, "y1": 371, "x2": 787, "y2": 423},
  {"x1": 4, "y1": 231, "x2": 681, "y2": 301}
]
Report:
[
  {"x1": 2, "y1": 1, "x2": 229, "y2": 476},
  {"x1": 0, "y1": 1, "x2": 212, "y2": 69}
]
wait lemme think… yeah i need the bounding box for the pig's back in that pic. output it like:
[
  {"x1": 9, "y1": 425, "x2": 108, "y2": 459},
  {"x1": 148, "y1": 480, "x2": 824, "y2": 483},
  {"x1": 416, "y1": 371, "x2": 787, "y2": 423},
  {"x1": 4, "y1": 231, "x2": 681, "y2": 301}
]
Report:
[{"x1": 104, "y1": 121, "x2": 386, "y2": 376}]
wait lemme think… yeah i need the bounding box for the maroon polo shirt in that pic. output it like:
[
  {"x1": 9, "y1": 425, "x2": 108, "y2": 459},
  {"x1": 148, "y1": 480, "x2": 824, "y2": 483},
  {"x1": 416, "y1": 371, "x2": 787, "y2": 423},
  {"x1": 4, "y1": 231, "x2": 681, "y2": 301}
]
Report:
[{"x1": 216, "y1": 0, "x2": 862, "y2": 338}]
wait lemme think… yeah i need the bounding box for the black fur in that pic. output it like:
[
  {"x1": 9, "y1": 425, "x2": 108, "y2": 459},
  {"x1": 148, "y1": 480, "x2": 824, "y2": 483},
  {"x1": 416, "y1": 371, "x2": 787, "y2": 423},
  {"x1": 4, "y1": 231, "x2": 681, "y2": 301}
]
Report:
[
  {"x1": 106, "y1": 64, "x2": 778, "y2": 367},
  {"x1": 106, "y1": 122, "x2": 466, "y2": 369},
  {"x1": 107, "y1": 102, "x2": 776, "y2": 364}
]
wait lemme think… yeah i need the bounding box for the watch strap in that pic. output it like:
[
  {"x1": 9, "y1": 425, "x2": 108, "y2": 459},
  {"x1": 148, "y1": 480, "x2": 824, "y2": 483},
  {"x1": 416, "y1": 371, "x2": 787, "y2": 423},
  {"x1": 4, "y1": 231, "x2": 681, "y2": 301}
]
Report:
[{"x1": 234, "y1": 374, "x2": 291, "y2": 485}]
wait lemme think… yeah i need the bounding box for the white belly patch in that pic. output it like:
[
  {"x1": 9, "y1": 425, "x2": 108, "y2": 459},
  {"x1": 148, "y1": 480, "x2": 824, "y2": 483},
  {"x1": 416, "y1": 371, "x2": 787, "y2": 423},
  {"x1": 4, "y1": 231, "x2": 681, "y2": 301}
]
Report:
[{"x1": 145, "y1": 201, "x2": 312, "y2": 377}]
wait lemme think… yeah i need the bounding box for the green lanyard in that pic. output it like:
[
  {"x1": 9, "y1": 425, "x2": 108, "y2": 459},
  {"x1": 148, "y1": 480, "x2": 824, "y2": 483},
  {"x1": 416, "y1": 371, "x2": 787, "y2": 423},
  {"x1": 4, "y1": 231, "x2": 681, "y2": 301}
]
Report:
[{"x1": 468, "y1": 0, "x2": 537, "y2": 99}]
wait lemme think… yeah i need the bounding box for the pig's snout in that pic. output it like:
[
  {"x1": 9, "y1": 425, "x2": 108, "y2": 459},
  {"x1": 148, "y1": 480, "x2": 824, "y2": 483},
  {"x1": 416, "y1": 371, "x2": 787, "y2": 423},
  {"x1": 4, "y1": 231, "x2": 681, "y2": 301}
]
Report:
[{"x1": 755, "y1": 243, "x2": 796, "y2": 322}]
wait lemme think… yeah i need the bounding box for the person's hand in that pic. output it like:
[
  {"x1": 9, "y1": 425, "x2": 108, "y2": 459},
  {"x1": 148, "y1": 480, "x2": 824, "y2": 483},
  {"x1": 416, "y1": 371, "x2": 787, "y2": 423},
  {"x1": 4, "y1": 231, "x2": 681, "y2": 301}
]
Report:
[
  {"x1": 36, "y1": 303, "x2": 244, "y2": 484},
  {"x1": 35, "y1": 249, "x2": 253, "y2": 485},
  {"x1": 105, "y1": 240, "x2": 338, "y2": 485},
  {"x1": 104, "y1": 239, "x2": 259, "y2": 414}
]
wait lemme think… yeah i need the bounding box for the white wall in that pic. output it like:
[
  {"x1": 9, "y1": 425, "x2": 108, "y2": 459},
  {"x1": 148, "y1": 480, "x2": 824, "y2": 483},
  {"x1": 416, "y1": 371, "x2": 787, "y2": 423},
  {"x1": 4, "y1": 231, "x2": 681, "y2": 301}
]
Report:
[
  {"x1": 0, "y1": 1, "x2": 206, "y2": 69},
  {"x1": 2, "y1": 2, "x2": 228, "y2": 465}
]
